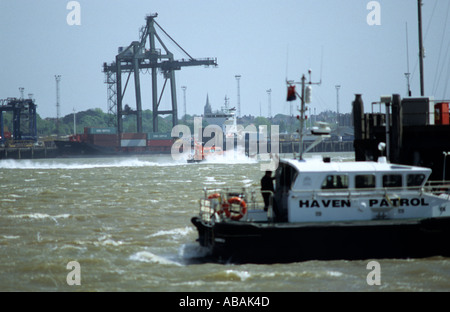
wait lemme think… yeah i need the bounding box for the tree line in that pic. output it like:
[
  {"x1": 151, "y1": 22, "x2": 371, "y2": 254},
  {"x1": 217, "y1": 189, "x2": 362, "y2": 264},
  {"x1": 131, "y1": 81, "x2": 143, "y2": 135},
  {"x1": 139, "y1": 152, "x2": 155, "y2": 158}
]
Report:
[{"x1": 2, "y1": 107, "x2": 352, "y2": 139}]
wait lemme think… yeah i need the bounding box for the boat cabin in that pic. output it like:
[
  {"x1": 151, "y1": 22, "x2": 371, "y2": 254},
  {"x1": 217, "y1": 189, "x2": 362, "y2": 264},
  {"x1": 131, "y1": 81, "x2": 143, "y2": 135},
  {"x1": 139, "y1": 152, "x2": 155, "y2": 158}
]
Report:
[
  {"x1": 273, "y1": 156, "x2": 434, "y2": 222},
  {"x1": 275, "y1": 156, "x2": 430, "y2": 192}
]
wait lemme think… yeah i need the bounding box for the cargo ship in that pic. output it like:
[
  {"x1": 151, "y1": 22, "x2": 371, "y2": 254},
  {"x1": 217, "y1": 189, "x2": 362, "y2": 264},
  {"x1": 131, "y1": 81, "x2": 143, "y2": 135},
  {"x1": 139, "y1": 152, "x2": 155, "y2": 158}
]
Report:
[{"x1": 54, "y1": 127, "x2": 175, "y2": 157}]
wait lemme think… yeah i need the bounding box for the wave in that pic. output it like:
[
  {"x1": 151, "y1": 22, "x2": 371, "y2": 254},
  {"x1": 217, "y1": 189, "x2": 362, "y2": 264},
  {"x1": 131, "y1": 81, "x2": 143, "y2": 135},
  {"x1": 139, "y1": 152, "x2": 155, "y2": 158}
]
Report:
[
  {"x1": 204, "y1": 151, "x2": 258, "y2": 165},
  {"x1": 0, "y1": 157, "x2": 184, "y2": 170},
  {"x1": 148, "y1": 227, "x2": 193, "y2": 239},
  {"x1": 129, "y1": 251, "x2": 182, "y2": 266},
  {"x1": 94, "y1": 235, "x2": 125, "y2": 247},
  {"x1": 204, "y1": 269, "x2": 252, "y2": 282},
  {"x1": 9, "y1": 213, "x2": 71, "y2": 221},
  {"x1": 178, "y1": 243, "x2": 211, "y2": 260}
]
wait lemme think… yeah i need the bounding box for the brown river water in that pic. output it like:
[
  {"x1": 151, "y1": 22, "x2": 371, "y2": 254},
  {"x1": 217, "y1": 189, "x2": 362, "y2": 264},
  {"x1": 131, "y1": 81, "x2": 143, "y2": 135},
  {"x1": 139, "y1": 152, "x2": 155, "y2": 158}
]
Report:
[{"x1": 1, "y1": 153, "x2": 449, "y2": 292}]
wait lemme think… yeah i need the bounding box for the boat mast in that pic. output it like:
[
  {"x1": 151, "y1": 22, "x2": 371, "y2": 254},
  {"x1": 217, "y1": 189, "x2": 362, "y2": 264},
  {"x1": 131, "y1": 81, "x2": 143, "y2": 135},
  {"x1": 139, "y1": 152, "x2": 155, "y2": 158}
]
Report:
[
  {"x1": 418, "y1": 0, "x2": 425, "y2": 96},
  {"x1": 294, "y1": 71, "x2": 320, "y2": 160},
  {"x1": 298, "y1": 75, "x2": 306, "y2": 159},
  {"x1": 287, "y1": 69, "x2": 320, "y2": 160}
]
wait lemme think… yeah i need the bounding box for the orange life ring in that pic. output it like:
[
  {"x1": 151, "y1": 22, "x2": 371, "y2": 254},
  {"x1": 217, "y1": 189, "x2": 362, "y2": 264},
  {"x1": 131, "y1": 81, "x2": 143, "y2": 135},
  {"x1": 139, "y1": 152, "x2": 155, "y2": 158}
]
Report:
[{"x1": 223, "y1": 197, "x2": 247, "y2": 221}]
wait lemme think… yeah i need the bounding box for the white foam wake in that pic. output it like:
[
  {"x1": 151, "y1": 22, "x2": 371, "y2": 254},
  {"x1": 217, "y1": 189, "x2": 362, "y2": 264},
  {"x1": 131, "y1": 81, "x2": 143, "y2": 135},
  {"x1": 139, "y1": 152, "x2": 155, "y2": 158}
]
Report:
[
  {"x1": 129, "y1": 251, "x2": 181, "y2": 266},
  {"x1": 0, "y1": 158, "x2": 182, "y2": 170}
]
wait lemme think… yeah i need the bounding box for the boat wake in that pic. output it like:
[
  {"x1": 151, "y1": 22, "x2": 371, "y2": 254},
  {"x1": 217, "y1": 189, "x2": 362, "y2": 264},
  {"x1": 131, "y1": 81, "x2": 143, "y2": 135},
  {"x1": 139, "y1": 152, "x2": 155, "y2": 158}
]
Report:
[
  {"x1": 177, "y1": 243, "x2": 212, "y2": 264},
  {"x1": 129, "y1": 251, "x2": 182, "y2": 266},
  {"x1": 128, "y1": 244, "x2": 212, "y2": 267},
  {"x1": 0, "y1": 157, "x2": 185, "y2": 170},
  {"x1": 198, "y1": 148, "x2": 258, "y2": 165}
]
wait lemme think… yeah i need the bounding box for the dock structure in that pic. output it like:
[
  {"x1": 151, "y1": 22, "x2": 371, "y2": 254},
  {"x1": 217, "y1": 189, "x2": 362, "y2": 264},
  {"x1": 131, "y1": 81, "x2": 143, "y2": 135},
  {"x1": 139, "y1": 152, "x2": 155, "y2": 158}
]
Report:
[
  {"x1": 0, "y1": 97, "x2": 59, "y2": 159},
  {"x1": 103, "y1": 13, "x2": 217, "y2": 134},
  {"x1": 0, "y1": 97, "x2": 37, "y2": 144},
  {"x1": 352, "y1": 94, "x2": 450, "y2": 181}
]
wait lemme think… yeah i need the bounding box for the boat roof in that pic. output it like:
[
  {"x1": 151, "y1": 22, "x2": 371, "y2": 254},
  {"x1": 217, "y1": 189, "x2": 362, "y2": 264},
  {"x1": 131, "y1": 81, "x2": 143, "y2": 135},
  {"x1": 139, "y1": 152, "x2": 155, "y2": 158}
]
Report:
[{"x1": 280, "y1": 156, "x2": 432, "y2": 175}]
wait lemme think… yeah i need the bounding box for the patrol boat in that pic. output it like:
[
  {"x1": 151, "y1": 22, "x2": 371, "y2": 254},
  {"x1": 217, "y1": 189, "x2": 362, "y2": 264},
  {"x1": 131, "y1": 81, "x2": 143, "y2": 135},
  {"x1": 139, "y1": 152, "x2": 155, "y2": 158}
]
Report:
[
  {"x1": 191, "y1": 155, "x2": 450, "y2": 263},
  {"x1": 190, "y1": 74, "x2": 450, "y2": 264}
]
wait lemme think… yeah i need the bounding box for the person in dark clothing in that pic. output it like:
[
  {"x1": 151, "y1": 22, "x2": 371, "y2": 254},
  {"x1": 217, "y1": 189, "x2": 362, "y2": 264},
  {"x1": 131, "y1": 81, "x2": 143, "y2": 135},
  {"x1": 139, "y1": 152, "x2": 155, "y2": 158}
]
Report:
[{"x1": 261, "y1": 170, "x2": 275, "y2": 211}]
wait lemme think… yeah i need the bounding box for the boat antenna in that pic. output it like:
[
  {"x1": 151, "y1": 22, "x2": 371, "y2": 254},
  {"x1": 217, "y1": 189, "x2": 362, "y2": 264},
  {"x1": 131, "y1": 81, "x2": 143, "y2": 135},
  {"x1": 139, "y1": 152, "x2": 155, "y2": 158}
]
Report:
[
  {"x1": 285, "y1": 44, "x2": 289, "y2": 82},
  {"x1": 418, "y1": 0, "x2": 425, "y2": 96},
  {"x1": 405, "y1": 22, "x2": 412, "y2": 97}
]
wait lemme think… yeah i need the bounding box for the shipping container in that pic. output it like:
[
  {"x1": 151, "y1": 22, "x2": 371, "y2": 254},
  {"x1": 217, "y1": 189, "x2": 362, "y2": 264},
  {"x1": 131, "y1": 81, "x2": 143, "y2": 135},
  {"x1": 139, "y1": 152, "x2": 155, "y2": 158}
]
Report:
[
  {"x1": 148, "y1": 132, "x2": 173, "y2": 140},
  {"x1": 147, "y1": 146, "x2": 172, "y2": 153},
  {"x1": 121, "y1": 133, "x2": 147, "y2": 140},
  {"x1": 121, "y1": 139, "x2": 147, "y2": 147},
  {"x1": 85, "y1": 134, "x2": 118, "y2": 147},
  {"x1": 147, "y1": 139, "x2": 173, "y2": 147},
  {"x1": 84, "y1": 127, "x2": 117, "y2": 134},
  {"x1": 435, "y1": 102, "x2": 449, "y2": 125}
]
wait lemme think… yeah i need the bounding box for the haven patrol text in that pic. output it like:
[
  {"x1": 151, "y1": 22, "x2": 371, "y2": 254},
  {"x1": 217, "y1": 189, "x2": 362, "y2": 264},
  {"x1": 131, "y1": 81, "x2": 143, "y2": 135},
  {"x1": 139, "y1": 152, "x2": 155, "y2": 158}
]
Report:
[{"x1": 298, "y1": 198, "x2": 428, "y2": 208}]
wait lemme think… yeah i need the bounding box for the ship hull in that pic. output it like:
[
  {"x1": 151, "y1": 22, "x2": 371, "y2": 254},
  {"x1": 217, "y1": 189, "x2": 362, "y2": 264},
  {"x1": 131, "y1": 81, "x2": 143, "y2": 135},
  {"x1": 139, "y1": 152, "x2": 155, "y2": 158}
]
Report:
[
  {"x1": 54, "y1": 140, "x2": 173, "y2": 157},
  {"x1": 54, "y1": 140, "x2": 117, "y2": 157},
  {"x1": 191, "y1": 216, "x2": 450, "y2": 264}
]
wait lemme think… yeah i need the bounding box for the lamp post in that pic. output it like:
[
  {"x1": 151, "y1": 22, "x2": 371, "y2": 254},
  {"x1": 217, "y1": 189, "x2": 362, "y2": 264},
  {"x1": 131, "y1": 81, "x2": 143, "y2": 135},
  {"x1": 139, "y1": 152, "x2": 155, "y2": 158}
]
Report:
[
  {"x1": 335, "y1": 85, "x2": 341, "y2": 126},
  {"x1": 235, "y1": 75, "x2": 241, "y2": 118},
  {"x1": 55, "y1": 75, "x2": 61, "y2": 138},
  {"x1": 181, "y1": 86, "x2": 187, "y2": 122},
  {"x1": 73, "y1": 108, "x2": 76, "y2": 135}
]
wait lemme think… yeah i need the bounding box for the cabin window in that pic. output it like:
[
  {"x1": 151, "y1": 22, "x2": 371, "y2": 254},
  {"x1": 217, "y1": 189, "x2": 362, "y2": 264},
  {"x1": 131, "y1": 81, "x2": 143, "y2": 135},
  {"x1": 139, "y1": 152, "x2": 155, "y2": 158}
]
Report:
[
  {"x1": 382, "y1": 174, "x2": 402, "y2": 188},
  {"x1": 321, "y1": 175, "x2": 348, "y2": 189},
  {"x1": 355, "y1": 174, "x2": 376, "y2": 189},
  {"x1": 407, "y1": 174, "x2": 426, "y2": 187}
]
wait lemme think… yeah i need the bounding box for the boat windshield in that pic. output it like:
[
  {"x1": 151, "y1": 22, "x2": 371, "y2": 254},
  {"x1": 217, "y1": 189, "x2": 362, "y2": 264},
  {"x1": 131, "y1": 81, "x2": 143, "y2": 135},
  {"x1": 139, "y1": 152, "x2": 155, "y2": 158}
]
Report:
[{"x1": 407, "y1": 174, "x2": 426, "y2": 187}]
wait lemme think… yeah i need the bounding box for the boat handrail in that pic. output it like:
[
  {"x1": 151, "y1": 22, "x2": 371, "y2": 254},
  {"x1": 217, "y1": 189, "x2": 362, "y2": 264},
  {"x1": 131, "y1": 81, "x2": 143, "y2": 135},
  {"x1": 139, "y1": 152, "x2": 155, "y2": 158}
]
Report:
[
  {"x1": 199, "y1": 187, "x2": 273, "y2": 223},
  {"x1": 290, "y1": 186, "x2": 423, "y2": 196},
  {"x1": 202, "y1": 184, "x2": 450, "y2": 199},
  {"x1": 201, "y1": 187, "x2": 271, "y2": 208},
  {"x1": 425, "y1": 180, "x2": 450, "y2": 188},
  {"x1": 203, "y1": 182, "x2": 450, "y2": 195}
]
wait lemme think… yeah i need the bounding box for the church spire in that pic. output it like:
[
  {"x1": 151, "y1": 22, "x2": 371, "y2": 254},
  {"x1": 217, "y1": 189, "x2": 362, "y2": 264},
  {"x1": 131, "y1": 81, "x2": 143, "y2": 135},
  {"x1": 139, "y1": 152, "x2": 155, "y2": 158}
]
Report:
[{"x1": 204, "y1": 94, "x2": 212, "y2": 114}]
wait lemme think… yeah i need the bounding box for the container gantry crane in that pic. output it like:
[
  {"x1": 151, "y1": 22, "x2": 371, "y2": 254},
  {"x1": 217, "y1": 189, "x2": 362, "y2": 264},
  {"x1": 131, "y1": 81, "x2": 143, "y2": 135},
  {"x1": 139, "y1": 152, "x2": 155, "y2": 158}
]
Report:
[
  {"x1": 103, "y1": 13, "x2": 217, "y2": 134},
  {"x1": 0, "y1": 98, "x2": 37, "y2": 145}
]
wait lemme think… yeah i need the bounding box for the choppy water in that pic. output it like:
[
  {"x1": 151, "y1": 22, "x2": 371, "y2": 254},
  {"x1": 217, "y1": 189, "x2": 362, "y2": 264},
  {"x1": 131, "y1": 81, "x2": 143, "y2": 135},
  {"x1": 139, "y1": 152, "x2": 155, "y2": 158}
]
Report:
[{"x1": 1, "y1": 152, "x2": 450, "y2": 292}]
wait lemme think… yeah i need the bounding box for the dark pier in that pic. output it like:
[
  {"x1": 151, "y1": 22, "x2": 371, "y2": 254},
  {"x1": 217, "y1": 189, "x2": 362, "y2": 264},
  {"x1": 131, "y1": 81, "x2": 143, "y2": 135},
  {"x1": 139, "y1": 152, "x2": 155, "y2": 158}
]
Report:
[{"x1": 353, "y1": 94, "x2": 450, "y2": 181}]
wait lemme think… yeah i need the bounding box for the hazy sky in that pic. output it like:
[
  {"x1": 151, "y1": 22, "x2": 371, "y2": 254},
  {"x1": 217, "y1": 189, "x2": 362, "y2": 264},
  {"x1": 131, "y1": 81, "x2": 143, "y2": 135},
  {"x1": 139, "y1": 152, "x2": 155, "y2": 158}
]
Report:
[{"x1": 1, "y1": 0, "x2": 449, "y2": 119}]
